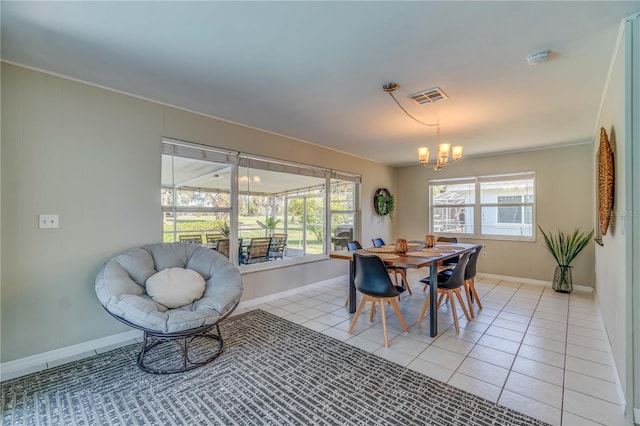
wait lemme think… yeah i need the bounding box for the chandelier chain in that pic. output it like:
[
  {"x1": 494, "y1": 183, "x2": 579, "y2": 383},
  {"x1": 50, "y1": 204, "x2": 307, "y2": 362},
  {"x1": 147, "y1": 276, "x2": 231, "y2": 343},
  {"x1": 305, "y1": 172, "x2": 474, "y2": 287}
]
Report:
[{"x1": 386, "y1": 90, "x2": 438, "y2": 129}]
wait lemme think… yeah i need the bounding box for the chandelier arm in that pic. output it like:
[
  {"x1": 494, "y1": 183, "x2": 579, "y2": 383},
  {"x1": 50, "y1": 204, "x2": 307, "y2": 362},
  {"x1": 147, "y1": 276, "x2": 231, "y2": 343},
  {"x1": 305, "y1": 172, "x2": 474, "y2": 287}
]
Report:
[{"x1": 386, "y1": 91, "x2": 439, "y2": 128}]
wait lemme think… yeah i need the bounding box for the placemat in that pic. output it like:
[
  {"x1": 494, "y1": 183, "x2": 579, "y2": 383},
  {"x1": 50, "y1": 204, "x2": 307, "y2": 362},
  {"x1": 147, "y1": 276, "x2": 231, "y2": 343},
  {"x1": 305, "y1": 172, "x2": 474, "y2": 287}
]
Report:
[
  {"x1": 365, "y1": 247, "x2": 396, "y2": 253},
  {"x1": 356, "y1": 249, "x2": 400, "y2": 260}
]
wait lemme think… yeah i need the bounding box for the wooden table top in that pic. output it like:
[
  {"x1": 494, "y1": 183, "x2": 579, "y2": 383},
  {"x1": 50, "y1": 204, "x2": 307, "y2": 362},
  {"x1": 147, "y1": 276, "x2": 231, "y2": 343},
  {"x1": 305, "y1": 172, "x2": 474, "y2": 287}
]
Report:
[{"x1": 329, "y1": 242, "x2": 480, "y2": 269}]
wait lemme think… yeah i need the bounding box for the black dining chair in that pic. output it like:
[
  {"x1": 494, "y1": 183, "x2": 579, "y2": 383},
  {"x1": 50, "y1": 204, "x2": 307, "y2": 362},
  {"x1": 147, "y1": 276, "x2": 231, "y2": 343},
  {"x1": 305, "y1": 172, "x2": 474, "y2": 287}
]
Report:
[
  {"x1": 347, "y1": 240, "x2": 363, "y2": 251},
  {"x1": 372, "y1": 238, "x2": 385, "y2": 247},
  {"x1": 371, "y1": 237, "x2": 412, "y2": 295},
  {"x1": 437, "y1": 246, "x2": 483, "y2": 318},
  {"x1": 347, "y1": 253, "x2": 409, "y2": 347},
  {"x1": 437, "y1": 236, "x2": 459, "y2": 268},
  {"x1": 418, "y1": 251, "x2": 472, "y2": 333}
]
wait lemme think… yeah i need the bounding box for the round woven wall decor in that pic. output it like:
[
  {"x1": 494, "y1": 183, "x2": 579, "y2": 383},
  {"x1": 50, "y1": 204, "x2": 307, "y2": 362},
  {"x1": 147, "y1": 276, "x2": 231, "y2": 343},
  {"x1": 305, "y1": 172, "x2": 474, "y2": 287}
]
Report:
[{"x1": 598, "y1": 127, "x2": 614, "y2": 236}]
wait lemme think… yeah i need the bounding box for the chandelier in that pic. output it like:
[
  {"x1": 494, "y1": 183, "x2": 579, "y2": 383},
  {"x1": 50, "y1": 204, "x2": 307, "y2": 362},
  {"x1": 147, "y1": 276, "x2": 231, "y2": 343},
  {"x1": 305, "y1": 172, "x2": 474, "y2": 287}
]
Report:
[{"x1": 382, "y1": 82, "x2": 463, "y2": 170}]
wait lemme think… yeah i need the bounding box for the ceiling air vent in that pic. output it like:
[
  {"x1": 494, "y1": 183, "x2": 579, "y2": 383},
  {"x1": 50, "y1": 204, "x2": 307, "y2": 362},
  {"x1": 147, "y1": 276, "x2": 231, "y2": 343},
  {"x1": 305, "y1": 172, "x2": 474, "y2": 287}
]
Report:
[{"x1": 409, "y1": 87, "x2": 449, "y2": 105}]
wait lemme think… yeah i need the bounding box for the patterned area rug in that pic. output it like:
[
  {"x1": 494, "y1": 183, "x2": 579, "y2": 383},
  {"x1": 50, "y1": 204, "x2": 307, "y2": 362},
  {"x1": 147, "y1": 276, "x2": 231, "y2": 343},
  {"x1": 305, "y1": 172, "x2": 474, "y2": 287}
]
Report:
[{"x1": 1, "y1": 310, "x2": 547, "y2": 425}]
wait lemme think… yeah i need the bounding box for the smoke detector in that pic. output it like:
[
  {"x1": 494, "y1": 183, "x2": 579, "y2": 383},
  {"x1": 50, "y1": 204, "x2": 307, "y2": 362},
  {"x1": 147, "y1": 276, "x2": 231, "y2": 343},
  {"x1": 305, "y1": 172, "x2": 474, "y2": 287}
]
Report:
[{"x1": 527, "y1": 50, "x2": 551, "y2": 65}]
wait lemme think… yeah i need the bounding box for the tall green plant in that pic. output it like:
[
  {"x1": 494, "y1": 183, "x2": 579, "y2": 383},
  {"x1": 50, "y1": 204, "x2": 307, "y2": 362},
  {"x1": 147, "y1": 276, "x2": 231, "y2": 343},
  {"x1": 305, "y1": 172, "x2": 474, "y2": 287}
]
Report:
[
  {"x1": 538, "y1": 226, "x2": 594, "y2": 267},
  {"x1": 257, "y1": 217, "x2": 282, "y2": 236}
]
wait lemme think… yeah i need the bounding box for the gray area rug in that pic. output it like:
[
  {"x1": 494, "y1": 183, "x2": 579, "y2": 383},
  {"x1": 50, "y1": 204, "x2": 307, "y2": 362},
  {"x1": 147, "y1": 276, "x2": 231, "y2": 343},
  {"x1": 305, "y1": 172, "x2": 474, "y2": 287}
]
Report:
[{"x1": 1, "y1": 310, "x2": 548, "y2": 425}]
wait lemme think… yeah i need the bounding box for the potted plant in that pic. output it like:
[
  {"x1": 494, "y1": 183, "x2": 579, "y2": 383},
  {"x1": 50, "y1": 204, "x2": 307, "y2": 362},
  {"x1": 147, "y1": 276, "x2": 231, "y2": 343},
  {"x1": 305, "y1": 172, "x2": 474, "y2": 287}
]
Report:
[
  {"x1": 257, "y1": 217, "x2": 282, "y2": 237},
  {"x1": 538, "y1": 226, "x2": 594, "y2": 293},
  {"x1": 214, "y1": 220, "x2": 231, "y2": 237}
]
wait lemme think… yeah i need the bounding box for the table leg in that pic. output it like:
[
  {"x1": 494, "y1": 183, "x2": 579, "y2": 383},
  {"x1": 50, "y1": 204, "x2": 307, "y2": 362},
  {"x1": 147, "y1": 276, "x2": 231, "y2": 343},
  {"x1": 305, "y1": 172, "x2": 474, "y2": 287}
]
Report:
[
  {"x1": 348, "y1": 260, "x2": 357, "y2": 313},
  {"x1": 429, "y1": 262, "x2": 438, "y2": 337}
]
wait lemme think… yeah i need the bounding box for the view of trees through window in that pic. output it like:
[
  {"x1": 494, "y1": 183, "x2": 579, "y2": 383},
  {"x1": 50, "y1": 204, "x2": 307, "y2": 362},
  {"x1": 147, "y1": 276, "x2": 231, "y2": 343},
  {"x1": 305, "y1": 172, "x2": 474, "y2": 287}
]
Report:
[{"x1": 161, "y1": 140, "x2": 360, "y2": 265}]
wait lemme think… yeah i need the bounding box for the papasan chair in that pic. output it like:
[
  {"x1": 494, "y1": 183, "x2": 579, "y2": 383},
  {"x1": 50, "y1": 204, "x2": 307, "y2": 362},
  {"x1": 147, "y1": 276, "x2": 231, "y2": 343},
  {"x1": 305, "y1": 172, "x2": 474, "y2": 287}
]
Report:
[{"x1": 95, "y1": 242, "x2": 243, "y2": 374}]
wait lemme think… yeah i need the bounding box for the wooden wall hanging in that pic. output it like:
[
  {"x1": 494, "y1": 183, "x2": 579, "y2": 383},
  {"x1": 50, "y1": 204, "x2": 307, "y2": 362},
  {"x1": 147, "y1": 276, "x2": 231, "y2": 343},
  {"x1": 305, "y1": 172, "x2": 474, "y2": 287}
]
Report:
[{"x1": 597, "y1": 127, "x2": 614, "y2": 236}]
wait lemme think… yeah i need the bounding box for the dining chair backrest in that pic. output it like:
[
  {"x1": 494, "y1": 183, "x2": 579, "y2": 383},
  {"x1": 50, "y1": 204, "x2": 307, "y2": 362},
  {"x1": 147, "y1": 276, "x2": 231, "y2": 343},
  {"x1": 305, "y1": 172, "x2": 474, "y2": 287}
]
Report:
[
  {"x1": 372, "y1": 238, "x2": 385, "y2": 247},
  {"x1": 179, "y1": 234, "x2": 203, "y2": 243},
  {"x1": 353, "y1": 253, "x2": 400, "y2": 298},
  {"x1": 465, "y1": 246, "x2": 482, "y2": 280},
  {"x1": 244, "y1": 237, "x2": 271, "y2": 264},
  {"x1": 205, "y1": 233, "x2": 225, "y2": 244},
  {"x1": 437, "y1": 236, "x2": 458, "y2": 243},
  {"x1": 347, "y1": 240, "x2": 362, "y2": 251},
  {"x1": 438, "y1": 252, "x2": 471, "y2": 290}
]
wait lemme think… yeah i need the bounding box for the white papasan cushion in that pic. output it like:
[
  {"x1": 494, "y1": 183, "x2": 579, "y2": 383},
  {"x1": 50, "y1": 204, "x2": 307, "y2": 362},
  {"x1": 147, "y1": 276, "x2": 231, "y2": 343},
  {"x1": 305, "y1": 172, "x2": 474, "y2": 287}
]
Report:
[{"x1": 146, "y1": 267, "x2": 206, "y2": 308}]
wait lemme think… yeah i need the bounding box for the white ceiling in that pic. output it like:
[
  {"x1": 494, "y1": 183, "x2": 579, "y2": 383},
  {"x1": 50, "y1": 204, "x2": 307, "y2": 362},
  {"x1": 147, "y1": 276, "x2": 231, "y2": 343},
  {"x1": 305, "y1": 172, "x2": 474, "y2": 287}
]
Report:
[{"x1": 2, "y1": 1, "x2": 639, "y2": 166}]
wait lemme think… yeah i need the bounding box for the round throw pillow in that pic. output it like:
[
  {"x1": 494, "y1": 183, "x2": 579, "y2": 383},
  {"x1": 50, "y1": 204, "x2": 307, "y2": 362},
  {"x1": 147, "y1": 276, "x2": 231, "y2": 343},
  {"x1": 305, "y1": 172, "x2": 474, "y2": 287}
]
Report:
[{"x1": 146, "y1": 267, "x2": 206, "y2": 308}]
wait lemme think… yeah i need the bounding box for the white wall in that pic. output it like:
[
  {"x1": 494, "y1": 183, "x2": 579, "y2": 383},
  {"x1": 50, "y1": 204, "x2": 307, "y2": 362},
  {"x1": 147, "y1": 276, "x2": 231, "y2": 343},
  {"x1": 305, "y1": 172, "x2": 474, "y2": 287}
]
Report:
[
  {"x1": 594, "y1": 27, "x2": 628, "y2": 394},
  {"x1": 396, "y1": 144, "x2": 595, "y2": 287},
  {"x1": 0, "y1": 63, "x2": 397, "y2": 362}
]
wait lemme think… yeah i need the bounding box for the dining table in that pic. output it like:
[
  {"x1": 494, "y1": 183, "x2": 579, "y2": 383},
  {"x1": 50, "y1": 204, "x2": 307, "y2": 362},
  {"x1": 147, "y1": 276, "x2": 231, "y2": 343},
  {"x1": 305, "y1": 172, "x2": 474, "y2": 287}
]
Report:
[{"x1": 330, "y1": 241, "x2": 481, "y2": 337}]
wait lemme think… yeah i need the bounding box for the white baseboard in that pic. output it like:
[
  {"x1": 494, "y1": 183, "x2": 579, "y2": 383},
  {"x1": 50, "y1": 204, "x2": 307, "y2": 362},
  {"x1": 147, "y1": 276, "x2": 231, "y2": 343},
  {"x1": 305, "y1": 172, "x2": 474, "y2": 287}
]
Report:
[
  {"x1": 0, "y1": 275, "x2": 348, "y2": 383},
  {"x1": 0, "y1": 329, "x2": 143, "y2": 382},
  {"x1": 237, "y1": 275, "x2": 348, "y2": 309},
  {"x1": 477, "y1": 272, "x2": 594, "y2": 293}
]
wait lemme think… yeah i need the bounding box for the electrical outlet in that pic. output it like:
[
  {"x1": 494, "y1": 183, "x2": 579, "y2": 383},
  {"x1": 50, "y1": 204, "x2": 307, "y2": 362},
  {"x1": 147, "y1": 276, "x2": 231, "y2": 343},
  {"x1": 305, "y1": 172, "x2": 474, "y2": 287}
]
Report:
[{"x1": 39, "y1": 214, "x2": 59, "y2": 229}]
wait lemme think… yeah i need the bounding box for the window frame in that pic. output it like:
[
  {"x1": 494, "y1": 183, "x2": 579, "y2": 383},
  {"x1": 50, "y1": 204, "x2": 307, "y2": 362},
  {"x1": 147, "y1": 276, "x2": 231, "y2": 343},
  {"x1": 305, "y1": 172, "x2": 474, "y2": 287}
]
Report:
[
  {"x1": 429, "y1": 172, "x2": 536, "y2": 242},
  {"x1": 162, "y1": 138, "x2": 361, "y2": 268}
]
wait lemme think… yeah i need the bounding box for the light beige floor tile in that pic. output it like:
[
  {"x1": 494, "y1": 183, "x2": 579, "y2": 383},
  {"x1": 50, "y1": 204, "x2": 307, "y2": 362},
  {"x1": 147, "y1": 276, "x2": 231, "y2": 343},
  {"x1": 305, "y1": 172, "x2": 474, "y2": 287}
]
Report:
[
  {"x1": 447, "y1": 372, "x2": 501, "y2": 402},
  {"x1": 295, "y1": 307, "x2": 326, "y2": 320},
  {"x1": 407, "y1": 358, "x2": 455, "y2": 383},
  {"x1": 477, "y1": 334, "x2": 520, "y2": 354},
  {"x1": 566, "y1": 343, "x2": 610, "y2": 365},
  {"x1": 526, "y1": 324, "x2": 567, "y2": 342},
  {"x1": 279, "y1": 302, "x2": 308, "y2": 314},
  {"x1": 498, "y1": 390, "x2": 561, "y2": 426},
  {"x1": 511, "y1": 356, "x2": 564, "y2": 386},
  {"x1": 283, "y1": 313, "x2": 309, "y2": 324},
  {"x1": 456, "y1": 357, "x2": 509, "y2": 387},
  {"x1": 505, "y1": 371, "x2": 563, "y2": 408},
  {"x1": 373, "y1": 346, "x2": 415, "y2": 367},
  {"x1": 320, "y1": 327, "x2": 352, "y2": 341},
  {"x1": 564, "y1": 370, "x2": 622, "y2": 404},
  {"x1": 458, "y1": 318, "x2": 491, "y2": 333},
  {"x1": 444, "y1": 327, "x2": 483, "y2": 343},
  {"x1": 530, "y1": 317, "x2": 567, "y2": 332},
  {"x1": 497, "y1": 311, "x2": 532, "y2": 324},
  {"x1": 468, "y1": 344, "x2": 516, "y2": 369},
  {"x1": 387, "y1": 334, "x2": 430, "y2": 357},
  {"x1": 485, "y1": 325, "x2": 525, "y2": 343},
  {"x1": 315, "y1": 313, "x2": 350, "y2": 327},
  {"x1": 561, "y1": 411, "x2": 604, "y2": 426},
  {"x1": 522, "y1": 333, "x2": 566, "y2": 354},
  {"x1": 301, "y1": 319, "x2": 331, "y2": 332},
  {"x1": 565, "y1": 355, "x2": 616, "y2": 383},
  {"x1": 517, "y1": 344, "x2": 565, "y2": 368},
  {"x1": 567, "y1": 333, "x2": 609, "y2": 352},
  {"x1": 345, "y1": 335, "x2": 383, "y2": 353},
  {"x1": 357, "y1": 326, "x2": 401, "y2": 345},
  {"x1": 491, "y1": 317, "x2": 528, "y2": 332},
  {"x1": 568, "y1": 316, "x2": 603, "y2": 331},
  {"x1": 563, "y1": 389, "x2": 628, "y2": 426},
  {"x1": 431, "y1": 334, "x2": 476, "y2": 355},
  {"x1": 568, "y1": 324, "x2": 606, "y2": 339},
  {"x1": 533, "y1": 311, "x2": 567, "y2": 323},
  {"x1": 417, "y1": 345, "x2": 466, "y2": 370}
]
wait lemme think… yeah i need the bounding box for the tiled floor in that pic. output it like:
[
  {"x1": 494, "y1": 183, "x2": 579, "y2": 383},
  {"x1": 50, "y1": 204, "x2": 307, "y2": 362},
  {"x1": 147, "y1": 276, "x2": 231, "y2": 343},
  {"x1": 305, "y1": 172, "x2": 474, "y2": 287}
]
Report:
[{"x1": 234, "y1": 271, "x2": 630, "y2": 426}]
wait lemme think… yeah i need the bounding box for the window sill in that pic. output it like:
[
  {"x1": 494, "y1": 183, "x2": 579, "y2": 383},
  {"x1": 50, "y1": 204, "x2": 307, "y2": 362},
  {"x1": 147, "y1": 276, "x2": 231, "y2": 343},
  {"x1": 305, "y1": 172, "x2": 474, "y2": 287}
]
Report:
[{"x1": 238, "y1": 254, "x2": 329, "y2": 275}]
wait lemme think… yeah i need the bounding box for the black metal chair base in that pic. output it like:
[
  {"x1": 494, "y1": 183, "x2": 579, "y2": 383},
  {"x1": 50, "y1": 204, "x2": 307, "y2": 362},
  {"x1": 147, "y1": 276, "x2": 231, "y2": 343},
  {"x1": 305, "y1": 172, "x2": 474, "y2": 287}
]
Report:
[{"x1": 137, "y1": 323, "x2": 224, "y2": 374}]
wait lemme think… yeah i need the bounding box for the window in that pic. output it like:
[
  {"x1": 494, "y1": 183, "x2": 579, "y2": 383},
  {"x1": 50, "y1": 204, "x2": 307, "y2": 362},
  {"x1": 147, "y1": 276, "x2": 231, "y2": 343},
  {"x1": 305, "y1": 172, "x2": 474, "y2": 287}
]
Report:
[
  {"x1": 429, "y1": 172, "x2": 535, "y2": 241},
  {"x1": 161, "y1": 138, "x2": 360, "y2": 267}
]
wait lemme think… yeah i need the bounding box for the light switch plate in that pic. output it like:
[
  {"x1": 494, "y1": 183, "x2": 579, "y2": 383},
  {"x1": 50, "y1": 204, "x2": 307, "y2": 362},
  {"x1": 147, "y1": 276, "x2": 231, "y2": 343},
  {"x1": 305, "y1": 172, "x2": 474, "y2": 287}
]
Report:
[{"x1": 39, "y1": 214, "x2": 59, "y2": 229}]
